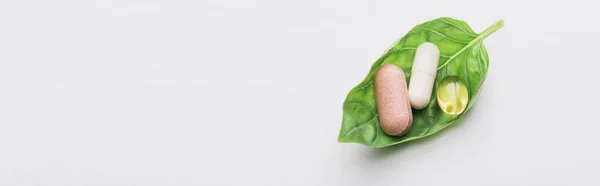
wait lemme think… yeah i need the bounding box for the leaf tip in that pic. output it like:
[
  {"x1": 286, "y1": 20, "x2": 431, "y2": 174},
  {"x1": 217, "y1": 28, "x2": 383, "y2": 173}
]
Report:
[{"x1": 337, "y1": 132, "x2": 347, "y2": 143}]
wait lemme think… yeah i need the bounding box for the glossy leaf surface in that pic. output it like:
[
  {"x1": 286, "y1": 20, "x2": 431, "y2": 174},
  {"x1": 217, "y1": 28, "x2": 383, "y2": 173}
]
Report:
[{"x1": 338, "y1": 17, "x2": 503, "y2": 147}]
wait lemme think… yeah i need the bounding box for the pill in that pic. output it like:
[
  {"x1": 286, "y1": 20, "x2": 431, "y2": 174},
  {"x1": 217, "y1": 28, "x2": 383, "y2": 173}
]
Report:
[
  {"x1": 437, "y1": 76, "x2": 469, "y2": 115},
  {"x1": 374, "y1": 64, "x2": 413, "y2": 136},
  {"x1": 408, "y1": 42, "x2": 440, "y2": 109}
]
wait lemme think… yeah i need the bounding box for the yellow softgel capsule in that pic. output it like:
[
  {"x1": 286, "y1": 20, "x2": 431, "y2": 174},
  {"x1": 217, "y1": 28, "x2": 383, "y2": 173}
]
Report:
[{"x1": 436, "y1": 76, "x2": 469, "y2": 115}]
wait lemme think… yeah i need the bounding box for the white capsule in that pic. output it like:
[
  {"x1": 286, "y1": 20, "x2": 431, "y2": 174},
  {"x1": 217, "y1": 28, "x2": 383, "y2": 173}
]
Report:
[{"x1": 408, "y1": 42, "x2": 440, "y2": 109}]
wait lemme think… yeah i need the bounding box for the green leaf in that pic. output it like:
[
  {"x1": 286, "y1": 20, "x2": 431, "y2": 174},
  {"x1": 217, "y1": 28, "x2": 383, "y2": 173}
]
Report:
[{"x1": 338, "y1": 17, "x2": 503, "y2": 148}]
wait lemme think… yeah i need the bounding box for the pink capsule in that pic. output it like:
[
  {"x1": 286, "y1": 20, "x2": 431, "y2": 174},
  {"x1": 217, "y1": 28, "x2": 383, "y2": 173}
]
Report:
[{"x1": 374, "y1": 64, "x2": 413, "y2": 136}]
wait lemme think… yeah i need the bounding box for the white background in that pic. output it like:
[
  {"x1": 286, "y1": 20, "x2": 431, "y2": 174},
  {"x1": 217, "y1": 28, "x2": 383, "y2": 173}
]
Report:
[{"x1": 1, "y1": 0, "x2": 599, "y2": 185}]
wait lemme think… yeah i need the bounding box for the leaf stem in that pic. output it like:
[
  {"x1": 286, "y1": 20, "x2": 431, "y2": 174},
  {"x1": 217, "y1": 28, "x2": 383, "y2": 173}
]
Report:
[{"x1": 437, "y1": 19, "x2": 504, "y2": 70}]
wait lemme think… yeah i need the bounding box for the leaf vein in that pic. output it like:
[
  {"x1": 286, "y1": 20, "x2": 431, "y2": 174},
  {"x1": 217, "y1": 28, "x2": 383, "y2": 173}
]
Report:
[
  {"x1": 342, "y1": 114, "x2": 379, "y2": 139},
  {"x1": 422, "y1": 28, "x2": 470, "y2": 44},
  {"x1": 479, "y1": 44, "x2": 488, "y2": 71},
  {"x1": 358, "y1": 80, "x2": 373, "y2": 90},
  {"x1": 438, "y1": 20, "x2": 503, "y2": 70},
  {"x1": 464, "y1": 48, "x2": 470, "y2": 93},
  {"x1": 371, "y1": 120, "x2": 379, "y2": 144},
  {"x1": 387, "y1": 47, "x2": 416, "y2": 54},
  {"x1": 439, "y1": 18, "x2": 477, "y2": 37},
  {"x1": 345, "y1": 102, "x2": 376, "y2": 115}
]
